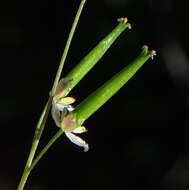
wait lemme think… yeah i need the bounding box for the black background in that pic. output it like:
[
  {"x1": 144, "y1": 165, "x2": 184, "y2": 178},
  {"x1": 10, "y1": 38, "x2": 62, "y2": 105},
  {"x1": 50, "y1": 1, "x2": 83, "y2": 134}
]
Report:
[{"x1": 1, "y1": 0, "x2": 189, "y2": 189}]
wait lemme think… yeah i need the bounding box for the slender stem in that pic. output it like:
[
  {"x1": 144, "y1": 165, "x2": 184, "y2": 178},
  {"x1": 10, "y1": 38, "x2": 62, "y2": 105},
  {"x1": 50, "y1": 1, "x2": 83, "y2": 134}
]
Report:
[
  {"x1": 17, "y1": 1, "x2": 87, "y2": 189},
  {"x1": 17, "y1": 97, "x2": 52, "y2": 190},
  {"x1": 27, "y1": 98, "x2": 53, "y2": 167},
  {"x1": 17, "y1": 169, "x2": 30, "y2": 190},
  {"x1": 18, "y1": 130, "x2": 63, "y2": 189},
  {"x1": 30, "y1": 130, "x2": 63, "y2": 171},
  {"x1": 51, "y1": 0, "x2": 87, "y2": 95}
]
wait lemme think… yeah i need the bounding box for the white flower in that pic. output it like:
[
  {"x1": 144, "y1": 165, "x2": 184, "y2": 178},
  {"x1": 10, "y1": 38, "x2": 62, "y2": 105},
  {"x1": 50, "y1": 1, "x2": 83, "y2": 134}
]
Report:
[
  {"x1": 65, "y1": 126, "x2": 89, "y2": 152},
  {"x1": 51, "y1": 78, "x2": 89, "y2": 152}
]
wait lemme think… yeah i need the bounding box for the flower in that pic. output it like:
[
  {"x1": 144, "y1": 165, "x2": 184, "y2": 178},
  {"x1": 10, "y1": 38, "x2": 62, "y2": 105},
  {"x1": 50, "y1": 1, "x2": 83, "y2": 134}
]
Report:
[
  {"x1": 51, "y1": 79, "x2": 89, "y2": 152},
  {"x1": 64, "y1": 126, "x2": 89, "y2": 152}
]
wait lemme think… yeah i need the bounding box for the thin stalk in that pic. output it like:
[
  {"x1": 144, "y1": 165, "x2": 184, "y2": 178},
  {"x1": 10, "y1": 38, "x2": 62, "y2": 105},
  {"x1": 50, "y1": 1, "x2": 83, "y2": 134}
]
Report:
[
  {"x1": 17, "y1": 98, "x2": 52, "y2": 190},
  {"x1": 18, "y1": 130, "x2": 63, "y2": 185},
  {"x1": 17, "y1": 1, "x2": 87, "y2": 189},
  {"x1": 26, "y1": 98, "x2": 52, "y2": 168},
  {"x1": 51, "y1": 0, "x2": 87, "y2": 95},
  {"x1": 30, "y1": 129, "x2": 63, "y2": 171}
]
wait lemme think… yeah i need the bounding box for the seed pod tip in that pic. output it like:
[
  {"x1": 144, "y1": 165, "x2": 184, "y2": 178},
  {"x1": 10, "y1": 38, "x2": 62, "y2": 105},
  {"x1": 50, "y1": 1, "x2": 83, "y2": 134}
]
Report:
[{"x1": 117, "y1": 17, "x2": 128, "y2": 24}]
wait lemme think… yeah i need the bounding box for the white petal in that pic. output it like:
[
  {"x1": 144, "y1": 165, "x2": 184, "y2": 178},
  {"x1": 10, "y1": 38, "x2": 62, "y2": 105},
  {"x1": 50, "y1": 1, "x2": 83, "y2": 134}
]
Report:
[
  {"x1": 51, "y1": 103, "x2": 61, "y2": 127},
  {"x1": 65, "y1": 132, "x2": 89, "y2": 152},
  {"x1": 56, "y1": 102, "x2": 75, "y2": 112},
  {"x1": 56, "y1": 103, "x2": 66, "y2": 111}
]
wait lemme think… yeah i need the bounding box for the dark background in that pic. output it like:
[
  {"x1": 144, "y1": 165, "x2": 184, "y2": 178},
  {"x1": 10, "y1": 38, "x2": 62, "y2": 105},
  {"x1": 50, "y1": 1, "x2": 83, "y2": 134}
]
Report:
[{"x1": 1, "y1": 0, "x2": 189, "y2": 189}]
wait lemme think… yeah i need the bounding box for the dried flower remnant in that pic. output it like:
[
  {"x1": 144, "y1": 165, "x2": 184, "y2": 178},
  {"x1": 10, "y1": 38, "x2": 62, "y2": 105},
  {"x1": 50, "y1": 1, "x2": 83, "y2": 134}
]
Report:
[
  {"x1": 51, "y1": 79, "x2": 89, "y2": 152},
  {"x1": 52, "y1": 78, "x2": 75, "y2": 111},
  {"x1": 61, "y1": 114, "x2": 89, "y2": 152},
  {"x1": 142, "y1": 45, "x2": 156, "y2": 60},
  {"x1": 51, "y1": 78, "x2": 75, "y2": 124},
  {"x1": 117, "y1": 17, "x2": 132, "y2": 29}
]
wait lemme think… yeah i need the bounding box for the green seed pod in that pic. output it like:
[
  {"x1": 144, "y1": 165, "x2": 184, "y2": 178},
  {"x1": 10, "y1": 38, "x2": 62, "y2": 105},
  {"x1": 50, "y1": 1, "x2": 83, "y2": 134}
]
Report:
[
  {"x1": 74, "y1": 45, "x2": 156, "y2": 126},
  {"x1": 61, "y1": 18, "x2": 131, "y2": 97}
]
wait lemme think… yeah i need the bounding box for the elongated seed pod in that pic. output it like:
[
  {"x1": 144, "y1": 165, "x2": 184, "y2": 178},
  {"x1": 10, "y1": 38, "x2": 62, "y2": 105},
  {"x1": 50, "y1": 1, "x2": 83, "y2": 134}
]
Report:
[
  {"x1": 74, "y1": 46, "x2": 156, "y2": 125},
  {"x1": 61, "y1": 18, "x2": 131, "y2": 97}
]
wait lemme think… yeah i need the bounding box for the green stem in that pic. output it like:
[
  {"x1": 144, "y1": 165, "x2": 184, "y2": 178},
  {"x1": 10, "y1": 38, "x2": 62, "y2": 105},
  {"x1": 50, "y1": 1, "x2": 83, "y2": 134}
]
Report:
[
  {"x1": 18, "y1": 130, "x2": 63, "y2": 189},
  {"x1": 17, "y1": 98, "x2": 52, "y2": 190},
  {"x1": 51, "y1": 0, "x2": 87, "y2": 95},
  {"x1": 17, "y1": 1, "x2": 87, "y2": 189},
  {"x1": 18, "y1": 129, "x2": 63, "y2": 189},
  {"x1": 30, "y1": 129, "x2": 63, "y2": 171},
  {"x1": 74, "y1": 46, "x2": 156, "y2": 125}
]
